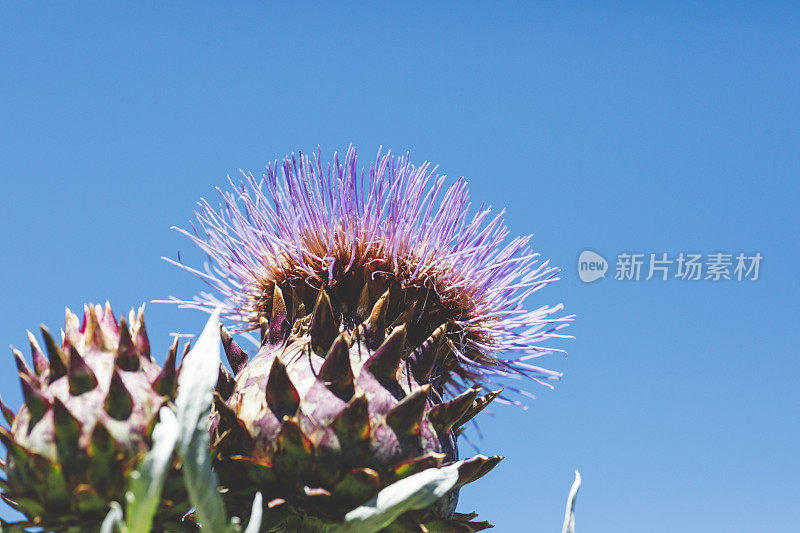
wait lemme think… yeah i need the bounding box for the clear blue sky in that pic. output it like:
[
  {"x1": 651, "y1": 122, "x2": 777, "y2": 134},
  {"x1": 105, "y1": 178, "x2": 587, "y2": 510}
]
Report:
[{"x1": 1, "y1": 3, "x2": 798, "y2": 532}]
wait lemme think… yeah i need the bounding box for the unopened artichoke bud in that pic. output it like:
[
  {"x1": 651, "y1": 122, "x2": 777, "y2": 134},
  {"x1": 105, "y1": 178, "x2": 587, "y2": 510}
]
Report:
[{"x1": 0, "y1": 303, "x2": 190, "y2": 532}]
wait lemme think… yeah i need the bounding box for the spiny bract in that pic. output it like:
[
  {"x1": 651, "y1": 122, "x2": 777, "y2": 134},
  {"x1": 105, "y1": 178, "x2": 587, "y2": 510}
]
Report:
[
  {"x1": 0, "y1": 303, "x2": 190, "y2": 532},
  {"x1": 213, "y1": 287, "x2": 501, "y2": 531}
]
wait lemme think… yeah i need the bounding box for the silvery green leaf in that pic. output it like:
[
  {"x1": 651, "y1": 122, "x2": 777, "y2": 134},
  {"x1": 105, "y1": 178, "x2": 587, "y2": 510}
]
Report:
[
  {"x1": 173, "y1": 308, "x2": 230, "y2": 532},
  {"x1": 561, "y1": 470, "x2": 581, "y2": 533},
  {"x1": 100, "y1": 502, "x2": 125, "y2": 533},
  {"x1": 125, "y1": 407, "x2": 180, "y2": 533},
  {"x1": 334, "y1": 461, "x2": 462, "y2": 533},
  {"x1": 243, "y1": 492, "x2": 263, "y2": 533},
  {"x1": 175, "y1": 307, "x2": 222, "y2": 454}
]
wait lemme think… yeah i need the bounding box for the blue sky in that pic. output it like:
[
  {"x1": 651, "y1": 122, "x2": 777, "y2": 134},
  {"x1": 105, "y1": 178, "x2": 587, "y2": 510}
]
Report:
[{"x1": 1, "y1": 3, "x2": 798, "y2": 531}]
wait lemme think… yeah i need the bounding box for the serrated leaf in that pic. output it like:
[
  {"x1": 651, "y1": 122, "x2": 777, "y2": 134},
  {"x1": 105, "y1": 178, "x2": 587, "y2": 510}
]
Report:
[
  {"x1": 125, "y1": 407, "x2": 180, "y2": 533},
  {"x1": 173, "y1": 308, "x2": 230, "y2": 532},
  {"x1": 333, "y1": 462, "x2": 462, "y2": 533},
  {"x1": 561, "y1": 470, "x2": 581, "y2": 533}
]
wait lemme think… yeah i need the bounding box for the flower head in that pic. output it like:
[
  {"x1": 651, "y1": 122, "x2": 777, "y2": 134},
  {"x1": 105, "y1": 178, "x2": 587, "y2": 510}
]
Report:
[{"x1": 163, "y1": 146, "x2": 572, "y2": 401}]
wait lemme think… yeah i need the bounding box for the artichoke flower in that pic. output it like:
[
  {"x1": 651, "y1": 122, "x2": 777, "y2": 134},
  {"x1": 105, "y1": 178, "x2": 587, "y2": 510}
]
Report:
[{"x1": 165, "y1": 147, "x2": 572, "y2": 531}]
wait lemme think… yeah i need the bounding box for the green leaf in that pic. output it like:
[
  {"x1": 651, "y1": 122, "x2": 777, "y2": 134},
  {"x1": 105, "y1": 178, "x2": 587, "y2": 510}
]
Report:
[
  {"x1": 173, "y1": 308, "x2": 231, "y2": 532},
  {"x1": 175, "y1": 308, "x2": 223, "y2": 455},
  {"x1": 242, "y1": 492, "x2": 263, "y2": 533},
  {"x1": 100, "y1": 501, "x2": 125, "y2": 533},
  {"x1": 0, "y1": 519, "x2": 34, "y2": 533},
  {"x1": 125, "y1": 407, "x2": 180, "y2": 533},
  {"x1": 561, "y1": 470, "x2": 581, "y2": 533},
  {"x1": 334, "y1": 462, "x2": 462, "y2": 533}
]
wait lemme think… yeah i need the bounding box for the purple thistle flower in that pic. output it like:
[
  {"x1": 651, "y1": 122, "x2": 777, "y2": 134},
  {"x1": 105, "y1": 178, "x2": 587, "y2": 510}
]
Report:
[{"x1": 161, "y1": 146, "x2": 573, "y2": 401}]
